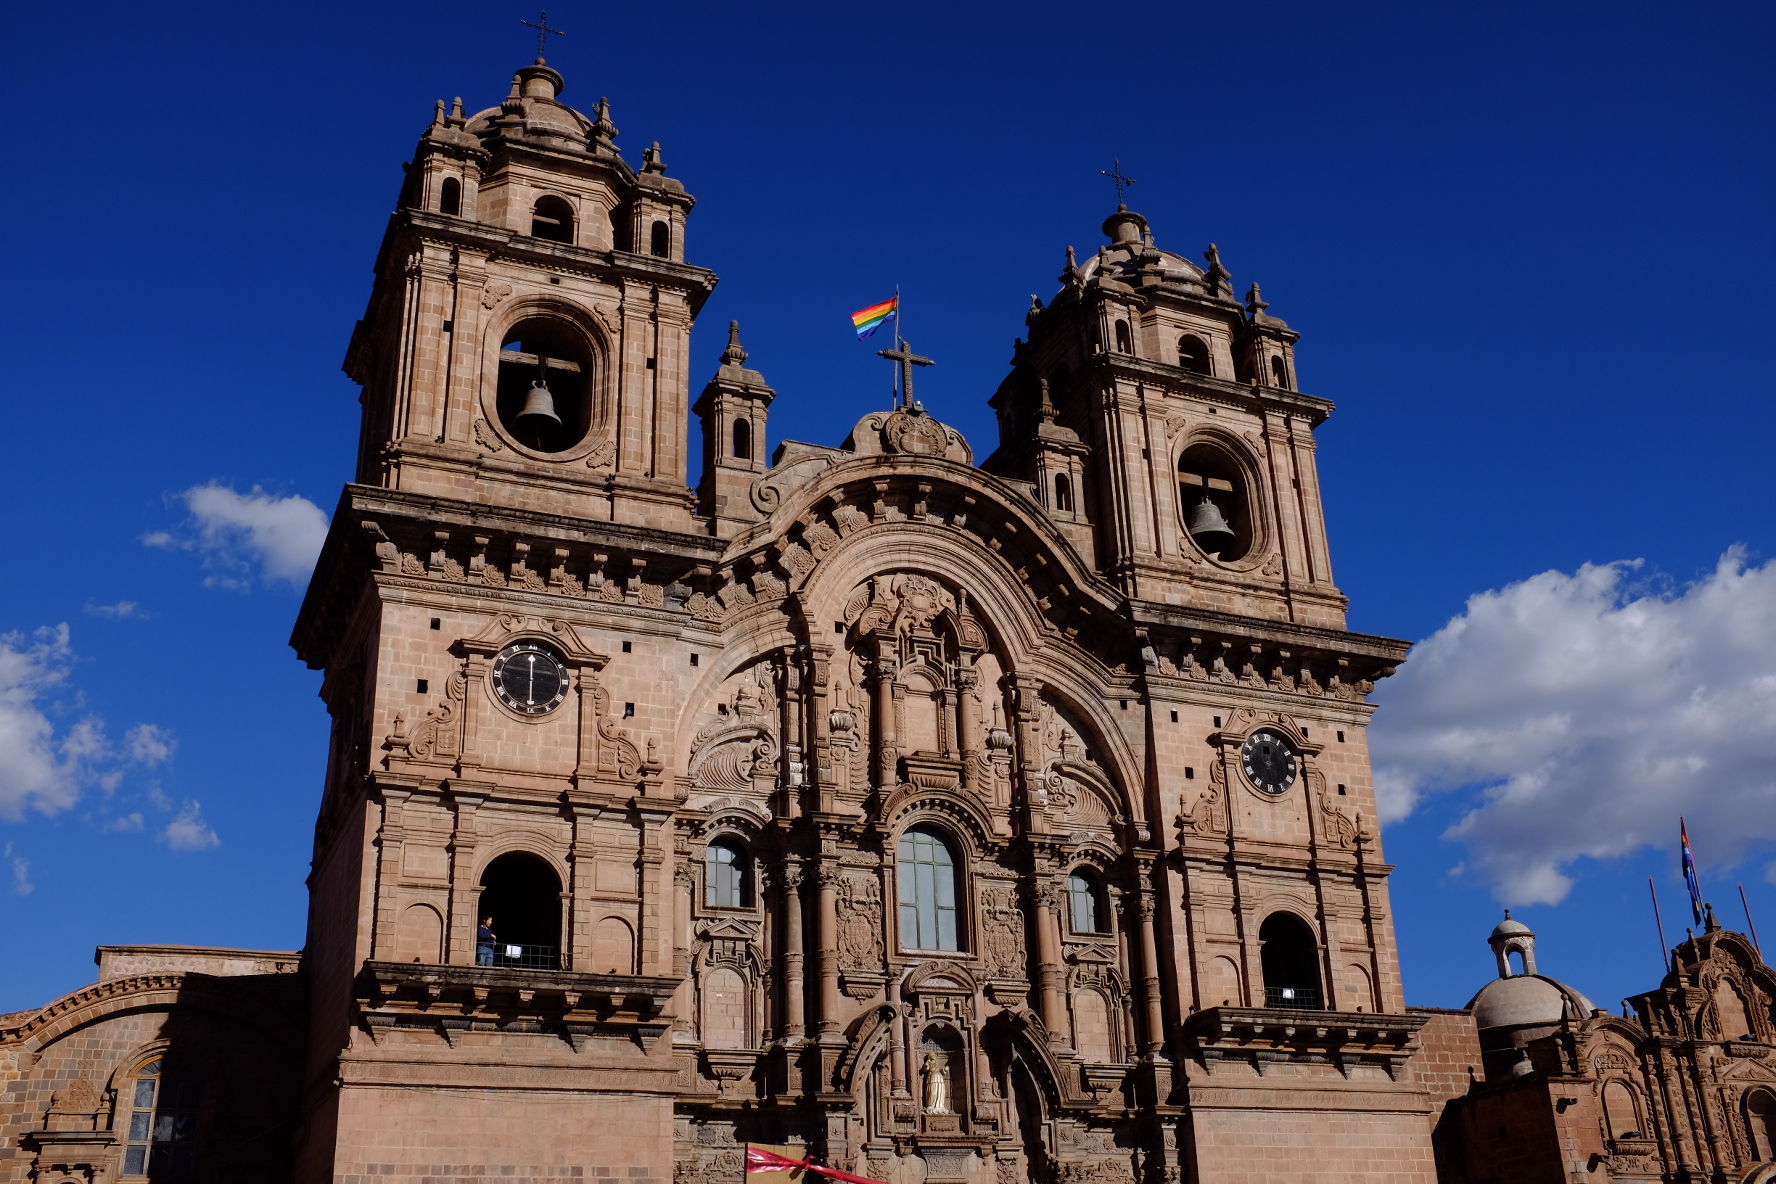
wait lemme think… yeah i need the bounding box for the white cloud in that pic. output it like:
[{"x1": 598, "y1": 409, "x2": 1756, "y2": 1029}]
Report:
[
  {"x1": 125, "y1": 724, "x2": 175, "y2": 766},
  {"x1": 105, "y1": 812, "x2": 144, "y2": 833},
  {"x1": 145, "y1": 483, "x2": 328, "y2": 587},
  {"x1": 84, "y1": 600, "x2": 147, "y2": 619},
  {"x1": 0, "y1": 625, "x2": 90, "y2": 818},
  {"x1": 1372, "y1": 549, "x2": 1776, "y2": 906},
  {"x1": 3, "y1": 843, "x2": 31, "y2": 895},
  {"x1": 0, "y1": 626, "x2": 178, "y2": 820},
  {"x1": 161, "y1": 800, "x2": 220, "y2": 851}
]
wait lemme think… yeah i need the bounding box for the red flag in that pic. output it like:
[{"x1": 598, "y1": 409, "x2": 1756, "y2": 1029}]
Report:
[{"x1": 745, "y1": 1148, "x2": 887, "y2": 1184}]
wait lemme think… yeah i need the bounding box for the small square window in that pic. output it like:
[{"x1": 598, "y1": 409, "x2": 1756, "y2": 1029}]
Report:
[
  {"x1": 549, "y1": 276, "x2": 561, "y2": 285},
  {"x1": 1337, "y1": 730, "x2": 1346, "y2": 742},
  {"x1": 646, "y1": 357, "x2": 657, "y2": 370},
  {"x1": 834, "y1": 622, "x2": 844, "y2": 634},
  {"x1": 1213, "y1": 715, "x2": 1222, "y2": 728},
  {"x1": 1120, "y1": 700, "x2": 1128, "y2": 710},
  {"x1": 690, "y1": 653, "x2": 699, "y2": 666},
  {"x1": 1185, "y1": 767, "x2": 1195, "y2": 779},
  {"x1": 622, "y1": 640, "x2": 632, "y2": 653},
  {"x1": 429, "y1": 617, "x2": 441, "y2": 630},
  {"x1": 1302, "y1": 726, "x2": 1310, "y2": 738},
  {"x1": 416, "y1": 679, "x2": 428, "y2": 694},
  {"x1": 624, "y1": 703, "x2": 635, "y2": 718},
  {"x1": 442, "y1": 319, "x2": 454, "y2": 333},
  {"x1": 1170, "y1": 710, "x2": 1178, "y2": 723},
  {"x1": 1337, "y1": 784, "x2": 1347, "y2": 796}
]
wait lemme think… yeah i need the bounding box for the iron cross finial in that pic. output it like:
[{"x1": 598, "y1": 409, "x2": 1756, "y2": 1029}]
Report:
[
  {"x1": 1100, "y1": 159, "x2": 1137, "y2": 209},
  {"x1": 521, "y1": 10, "x2": 566, "y2": 62}
]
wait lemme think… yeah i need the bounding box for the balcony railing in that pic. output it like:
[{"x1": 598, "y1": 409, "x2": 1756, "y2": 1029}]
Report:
[
  {"x1": 486, "y1": 943, "x2": 560, "y2": 970},
  {"x1": 1264, "y1": 985, "x2": 1322, "y2": 1009}
]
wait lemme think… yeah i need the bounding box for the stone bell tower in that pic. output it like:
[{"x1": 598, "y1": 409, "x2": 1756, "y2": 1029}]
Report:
[
  {"x1": 292, "y1": 53, "x2": 728, "y2": 1183},
  {"x1": 344, "y1": 56, "x2": 715, "y2": 527}
]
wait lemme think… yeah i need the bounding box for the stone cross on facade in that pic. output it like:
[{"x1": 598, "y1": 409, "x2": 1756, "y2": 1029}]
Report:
[
  {"x1": 877, "y1": 340, "x2": 933, "y2": 409},
  {"x1": 521, "y1": 10, "x2": 565, "y2": 62}
]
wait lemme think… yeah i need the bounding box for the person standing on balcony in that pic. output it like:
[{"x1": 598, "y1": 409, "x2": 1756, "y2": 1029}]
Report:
[{"x1": 477, "y1": 917, "x2": 497, "y2": 967}]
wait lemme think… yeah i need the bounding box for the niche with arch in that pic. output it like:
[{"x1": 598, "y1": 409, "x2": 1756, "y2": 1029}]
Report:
[
  {"x1": 1714, "y1": 976, "x2": 1753, "y2": 1039},
  {"x1": 1747, "y1": 1089, "x2": 1776, "y2": 1161},
  {"x1": 495, "y1": 316, "x2": 596, "y2": 454},
  {"x1": 1177, "y1": 334, "x2": 1211, "y2": 375},
  {"x1": 1259, "y1": 911, "x2": 1323, "y2": 1009},
  {"x1": 439, "y1": 177, "x2": 461, "y2": 217},
  {"x1": 732, "y1": 416, "x2": 752, "y2": 461},
  {"x1": 1113, "y1": 319, "x2": 1133, "y2": 354},
  {"x1": 701, "y1": 964, "x2": 749, "y2": 1048},
  {"x1": 1178, "y1": 441, "x2": 1256, "y2": 562},
  {"x1": 1602, "y1": 1079, "x2": 1643, "y2": 1141},
  {"x1": 1071, "y1": 987, "x2": 1116, "y2": 1062},
  {"x1": 650, "y1": 220, "x2": 671, "y2": 258},
  {"x1": 396, "y1": 902, "x2": 444, "y2": 964},
  {"x1": 531, "y1": 194, "x2": 575, "y2": 243},
  {"x1": 477, "y1": 851, "x2": 562, "y2": 967},
  {"x1": 593, "y1": 915, "x2": 636, "y2": 974}
]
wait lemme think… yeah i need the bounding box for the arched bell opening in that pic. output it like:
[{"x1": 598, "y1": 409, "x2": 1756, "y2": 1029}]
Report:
[
  {"x1": 732, "y1": 416, "x2": 751, "y2": 460},
  {"x1": 1259, "y1": 911, "x2": 1323, "y2": 1009},
  {"x1": 650, "y1": 219, "x2": 671, "y2": 258},
  {"x1": 1270, "y1": 354, "x2": 1291, "y2": 390},
  {"x1": 1053, "y1": 473, "x2": 1073, "y2": 513},
  {"x1": 496, "y1": 317, "x2": 595, "y2": 454},
  {"x1": 439, "y1": 177, "x2": 462, "y2": 217},
  {"x1": 1178, "y1": 442, "x2": 1254, "y2": 562},
  {"x1": 1177, "y1": 333, "x2": 1211, "y2": 375},
  {"x1": 476, "y1": 851, "x2": 563, "y2": 969},
  {"x1": 530, "y1": 194, "x2": 575, "y2": 243}
]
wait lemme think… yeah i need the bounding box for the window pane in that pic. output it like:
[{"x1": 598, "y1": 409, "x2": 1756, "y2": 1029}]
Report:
[
  {"x1": 936, "y1": 901, "x2": 957, "y2": 951},
  {"x1": 130, "y1": 1110, "x2": 151, "y2": 1140},
  {"x1": 125, "y1": 1145, "x2": 147, "y2": 1174},
  {"x1": 134, "y1": 1079, "x2": 156, "y2": 1107}
]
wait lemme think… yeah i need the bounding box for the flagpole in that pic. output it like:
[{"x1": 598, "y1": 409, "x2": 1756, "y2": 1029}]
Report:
[
  {"x1": 1650, "y1": 876, "x2": 1671, "y2": 973},
  {"x1": 894, "y1": 285, "x2": 903, "y2": 407},
  {"x1": 1741, "y1": 882, "x2": 1764, "y2": 956}
]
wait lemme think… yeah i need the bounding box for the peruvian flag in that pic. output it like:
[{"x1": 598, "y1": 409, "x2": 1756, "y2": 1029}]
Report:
[{"x1": 745, "y1": 1147, "x2": 887, "y2": 1184}]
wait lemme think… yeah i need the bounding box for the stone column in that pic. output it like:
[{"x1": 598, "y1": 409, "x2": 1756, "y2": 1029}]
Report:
[
  {"x1": 370, "y1": 785, "x2": 413, "y2": 962},
  {"x1": 1033, "y1": 879, "x2": 1070, "y2": 1048},
  {"x1": 870, "y1": 643, "x2": 899, "y2": 791},
  {"x1": 445, "y1": 785, "x2": 490, "y2": 963},
  {"x1": 781, "y1": 863, "x2": 806, "y2": 1039},
  {"x1": 1136, "y1": 890, "x2": 1165, "y2": 1054},
  {"x1": 817, "y1": 862, "x2": 843, "y2": 1033}
]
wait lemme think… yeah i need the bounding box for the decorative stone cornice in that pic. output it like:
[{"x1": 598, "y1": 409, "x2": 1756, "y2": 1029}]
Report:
[{"x1": 1181, "y1": 1006, "x2": 1426, "y2": 1080}]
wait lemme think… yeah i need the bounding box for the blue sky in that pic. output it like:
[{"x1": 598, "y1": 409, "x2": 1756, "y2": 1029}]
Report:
[{"x1": 1, "y1": 1, "x2": 1772, "y2": 1015}]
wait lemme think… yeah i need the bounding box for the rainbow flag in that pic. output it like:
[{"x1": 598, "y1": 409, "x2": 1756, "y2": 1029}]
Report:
[
  {"x1": 1681, "y1": 817, "x2": 1702, "y2": 924},
  {"x1": 851, "y1": 295, "x2": 897, "y2": 339}
]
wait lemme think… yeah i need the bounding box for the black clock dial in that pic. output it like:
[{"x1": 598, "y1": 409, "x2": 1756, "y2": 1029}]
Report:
[
  {"x1": 1241, "y1": 729, "x2": 1299, "y2": 795},
  {"x1": 491, "y1": 642, "x2": 569, "y2": 715}
]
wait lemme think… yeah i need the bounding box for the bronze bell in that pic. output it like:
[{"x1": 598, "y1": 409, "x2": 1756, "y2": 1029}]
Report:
[
  {"x1": 1187, "y1": 495, "x2": 1236, "y2": 555},
  {"x1": 516, "y1": 379, "x2": 562, "y2": 430}
]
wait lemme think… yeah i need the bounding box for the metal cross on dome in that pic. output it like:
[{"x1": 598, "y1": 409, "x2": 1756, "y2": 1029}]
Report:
[
  {"x1": 1101, "y1": 159, "x2": 1137, "y2": 208},
  {"x1": 521, "y1": 10, "x2": 566, "y2": 62}
]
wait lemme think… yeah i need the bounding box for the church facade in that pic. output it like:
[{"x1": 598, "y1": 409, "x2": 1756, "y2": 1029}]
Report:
[{"x1": 5, "y1": 54, "x2": 1775, "y2": 1184}]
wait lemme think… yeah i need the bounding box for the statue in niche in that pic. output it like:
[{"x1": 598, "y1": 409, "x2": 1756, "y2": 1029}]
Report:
[{"x1": 921, "y1": 1052, "x2": 951, "y2": 1113}]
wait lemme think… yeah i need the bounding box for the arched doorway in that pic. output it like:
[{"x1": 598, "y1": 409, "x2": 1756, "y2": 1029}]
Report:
[
  {"x1": 1259, "y1": 912, "x2": 1323, "y2": 1009},
  {"x1": 477, "y1": 852, "x2": 562, "y2": 969}
]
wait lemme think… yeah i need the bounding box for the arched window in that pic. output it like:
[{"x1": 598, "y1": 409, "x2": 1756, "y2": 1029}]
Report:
[
  {"x1": 609, "y1": 206, "x2": 632, "y2": 252},
  {"x1": 1177, "y1": 334, "x2": 1211, "y2": 375},
  {"x1": 1269, "y1": 355, "x2": 1290, "y2": 389},
  {"x1": 1067, "y1": 870, "x2": 1106, "y2": 933},
  {"x1": 477, "y1": 851, "x2": 562, "y2": 969},
  {"x1": 650, "y1": 220, "x2": 670, "y2": 258},
  {"x1": 1259, "y1": 912, "x2": 1322, "y2": 1009},
  {"x1": 1114, "y1": 319, "x2": 1132, "y2": 353},
  {"x1": 439, "y1": 177, "x2": 461, "y2": 217},
  {"x1": 705, "y1": 838, "x2": 752, "y2": 908},
  {"x1": 732, "y1": 417, "x2": 751, "y2": 460},
  {"x1": 1054, "y1": 474, "x2": 1073, "y2": 513},
  {"x1": 124, "y1": 1056, "x2": 200, "y2": 1177},
  {"x1": 1178, "y1": 442, "x2": 1254, "y2": 562},
  {"x1": 898, "y1": 827, "x2": 960, "y2": 951},
  {"x1": 496, "y1": 318, "x2": 595, "y2": 454},
  {"x1": 531, "y1": 195, "x2": 575, "y2": 243}
]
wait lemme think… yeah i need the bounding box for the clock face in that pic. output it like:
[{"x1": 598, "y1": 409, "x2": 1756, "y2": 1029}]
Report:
[
  {"x1": 492, "y1": 642, "x2": 569, "y2": 715},
  {"x1": 1241, "y1": 730, "x2": 1298, "y2": 795}
]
